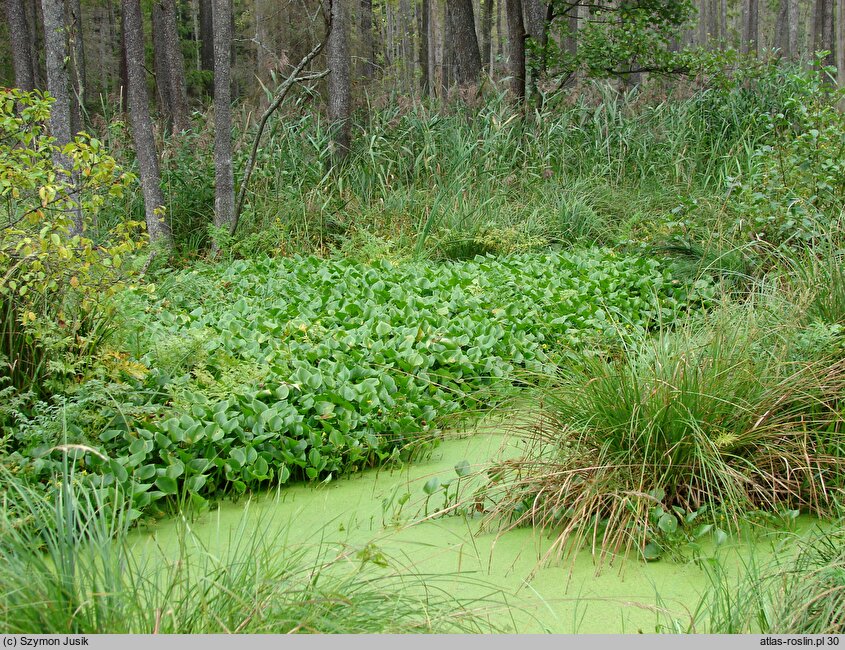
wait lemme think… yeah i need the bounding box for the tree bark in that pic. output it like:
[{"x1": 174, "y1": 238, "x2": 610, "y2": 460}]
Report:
[
  {"x1": 152, "y1": 2, "x2": 172, "y2": 119},
  {"x1": 445, "y1": 0, "x2": 481, "y2": 87},
  {"x1": 324, "y1": 0, "x2": 351, "y2": 164},
  {"x1": 787, "y1": 0, "x2": 799, "y2": 59},
  {"x1": 814, "y1": 0, "x2": 835, "y2": 68},
  {"x1": 212, "y1": 0, "x2": 234, "y2": 231},
  {"x1": 67, "y1": 0, "x2": 86, "y2": 112},
  {"x1": 480, "y1": 0, "x2": 493, "y2": 70},
  {"x1": 42, "y1": 0, "x2": 82, "y2": 232},
  {"x1": 199, "y1": 0, "x2": 213, "y2": 92},
  {"x1": 122, "y1": 0, "x2": 170, "y2": 244},
  {"x1": 420, "y1": 0, "x2": 431, "y2": 94},
  {"x1": 6, "y1": 0, "x2": 35, "y2": 91},
  {"x1": 504, "y1": 0, "x2": 524, "y2": 102},
  {"x1": 742, "y1": 0, "x2": 759, "y2": 55},
  {"x1": 159, "y1": 0, "x2": 190, "y2": 133}
]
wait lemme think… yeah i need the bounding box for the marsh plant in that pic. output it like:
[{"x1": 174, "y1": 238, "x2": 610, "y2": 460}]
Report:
[
  {"x1": 480, "y1": 307, "x2": 845, "y2": 568},
  {"x1": 684, "y1": 527, "x2": 845, "y2": 634},
  {"x1": 0, "y1": 462, "x2": 506, "y2": 634}
]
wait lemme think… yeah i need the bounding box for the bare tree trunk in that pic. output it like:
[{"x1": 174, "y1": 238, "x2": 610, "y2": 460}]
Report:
[
  {"x1": 788, "y1": 0, "x2": 800, "y2": 58},
  {"x1": 504, "y1": 0, "x2": 524, "y2": 101},
  {"x1": 42, "y1": 0, "x2": 82, "y2": 232},
  {"x1": 26, "y1": 0, "x2": 43, "y2": 87},
  {"x1": 212, "y1": 0, "x2": 234, "y2": 231},
  {"x1": 6, "y1": 0, "x2": 35, "y2": 91},
  {"x1": 814, "y1": 0, "x2": 835, "y2": 67},
  {"x1": 564, "y1": 1, "x2": 579, "y2": 56},
  {"x1": 522, "y1": 0, "x2": 546, "y2": 96},
  {"x1": 720, "y1": 0, "x2": 728, "y2": 49},
  {"x1": 199, "y1": 0, "x2": 213, "y2": 92},
  {"x1": 122, "y1": 0, "x2": 170, "y2": 244},
  {"x1": 160, "y1": 0, "x2": 190, "y2": 133},
  {"x1": 776, "y1": 0, "x2": 788, "y2": 54},
  {"x1": 67, "y1": 0, "x2": 86, "y2": 113},
  {"x1": 152, "y1": 2, "x2": 172, "y2": 118},
  {"x1": 445, "y1": 0, "x2": 481, "y2": 86},
  {"x1": 420, "y1": 0, "x2": 431, "y2": 94},
  {"x1": 480, "y1": 0, "x2": 493, "y2": 70},
  {"x1": 742, "y1": 0, "x2": 759, "y2": 55},
  {"x1": 324, "y1": 0, "x2": 351, "y2": 164},
  {"x1": 359, "y1": 0, "x2": 375, "y2": 78}
]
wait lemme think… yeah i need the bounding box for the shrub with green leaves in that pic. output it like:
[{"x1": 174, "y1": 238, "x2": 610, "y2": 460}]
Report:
[
  {"x1": 8, "y1": 249, "x2": 714, "y2": 519},
  {"x1": 0, "y1": 88, "x2": 144, "y2": 398}
]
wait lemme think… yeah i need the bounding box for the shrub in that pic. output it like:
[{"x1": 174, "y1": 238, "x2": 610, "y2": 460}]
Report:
[{"x1": 0, "y1": 89, "x2": 143, "y2": 398}]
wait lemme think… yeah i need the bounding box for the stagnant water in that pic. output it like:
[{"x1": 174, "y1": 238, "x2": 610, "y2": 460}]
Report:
[{"x1": 132, "y1": 427, "x2": 815, "y2": 633}]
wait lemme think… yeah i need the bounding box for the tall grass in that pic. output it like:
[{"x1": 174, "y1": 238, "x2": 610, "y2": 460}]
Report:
[
  {"x1": 686, "y1": 526, "x2": 845, "y2": 633},
  {"x1": 112, "y1": 67, "x2": 815, "y2": 260},
  {"x1": 0, "y1": 461, "x2": 506, "y2": 633},
  {"x1": 478, "y1": 303, "x2": 845, "y2": 569}
]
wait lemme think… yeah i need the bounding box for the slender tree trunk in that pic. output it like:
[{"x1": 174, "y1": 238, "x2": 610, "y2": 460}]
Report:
[
  {"x1": 742, "y1": 0, "x2": 759, "y2": 55},
  {"x1": 495, "y1": 0, "x2": 503, "y2": 73},
  {"x1": 212, "y1": 0, "x2": 234, "y2": 231},
  {"x1": 152, "y1": 2, "x2": 172, "y2": 119},
  {"x1": 6, "y1": 0, "x2": 35, "y2": 91},
  {"x1": 26, "y1": 0, "x2": 43, "y2": 87},
  {"x1": 720, "y1": 0, "x2": 728, "y2": 49},
  {"x1": 480, "y1": 0, "x2": 493, "y2": 70},
  {"x1": 42, "y1": 0, "x2": 82, "y2": 232},
  {"x1": 420, "y1": 0, "x2": 430, "y2": 94},
  {"x1": 122, "y1": 0, "x2": 170, "y2": 244},
  {"x1": 788, "y1": 0, "x2": 800, "y2": 58},
  {"x1": 814, "y1": 0, "x2": 835, "y2": 67},
  {"x1": 324, "y1": 0, "x2": 351, "y2": 164},
  {"x1": 776, "y1": 0, "x2": 789, "y2": 54},
  {"x1": 160, "y1": 0, "x2": 190, "y2": 132},
  {"x1": 400, "y1": 0, "x2": 413, "y2": 93},
  {"x1": 199, "y1": 0, "x2": 213, "y2": 92},
  {"x1": 522, "y1": 0, "x2": 547, "y2": 97},
  {"x1": 67, "y1": 0, "x2": 86, "y2": 112},
  {"x1": 359, "y1": 0, "x2": 375, "y2": 78},
  {"x1": 446, "y1": 0, "x2": 481, "y2": 86},
  {"x1": 504, "y1": 0, "x2": 524, "y2": 102}
]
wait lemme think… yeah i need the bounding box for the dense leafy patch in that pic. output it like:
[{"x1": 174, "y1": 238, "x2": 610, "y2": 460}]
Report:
[{"x1": 6, "y1": 250, "x2": 713, "y2": 518}]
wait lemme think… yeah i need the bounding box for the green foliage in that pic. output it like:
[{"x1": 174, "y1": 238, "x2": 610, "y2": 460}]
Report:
[
  {"x1": 9, "y1": 249, "x2": 712, "y2": 516},
  {"x1": 481, "y1": 306, "x2": 844, "y2": 568},
  {"x1": 0, "y1": 466, "x2": 503, "y2": 633},
  {"x1": 545, "y1": 0, "x2": 695, "y2": 82},
  {"x1": 729, "y1": 61, "x2": 845, "y2": 246},
  {"x1": 690, "y1": 527, "x2": 845, "y2": 633},
  {"x1": 0, "y1": 89, "x2": 144, "y2": 397}
]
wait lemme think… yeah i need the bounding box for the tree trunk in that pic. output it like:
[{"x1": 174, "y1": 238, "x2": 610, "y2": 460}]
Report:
[
  {"x1": 564, "y1": 1, "x2": 579, "y2": 57},
  {"x1": 6, "y1": 0, "x2": 35, "y2": 91},
  {"x1": 212, "y1": 0, "x2": 234, "y2": 231},
  {"x1": 67, "y1": 0, "x2": 86, "y2": 113},
  {"x1": 420, "y1": 0, "x2": 431, "y2": 94},
  {"x1": 359, "y1": 0, "x2": 375, "y2": 78},
  {"x1": 814, "y1": 0, "x2": 835, "y2": 68},
  {"x1": 742, "y1": 0, "x2": 759, "y2": 55},
  {"x1": 42, "y1": 0, "x2": 82, "y2": 232},
  {"x1": 122, "y1": 0, "x2": 170, "y2": 244},
  {"x1": 26, "y1": 0, "x2": 44, "y2": 87},
  {"x1": 324, "y1": 0, "x2": 351, "y2": 164},
  {"x1": 152, "y1": 2, "x2": 172, "y2": 119},
  {"x1": 788, "y1": 0, "x2": 800, "y2": 59},
  {"x1": 199, "y1": 0, "x2": 213, "y2": 92},
  {"x1": 776, "y1": 0, "x2": 789, "y2": 54},
  {"x1": 504, "y1": 0, "x2": 524, "y2": 102},
  {"x1": 523, "y1": 0, "x2": 547, "y2": 96},
  {"x1": 445, "y1": 0, "x2": 481, "y2": 86},
  {"x1": 160, "y1": 0, "x2": 190, "y2": 132},
  {"x1": 480, "y1": 0, "x2": 493, "y2": 70}
]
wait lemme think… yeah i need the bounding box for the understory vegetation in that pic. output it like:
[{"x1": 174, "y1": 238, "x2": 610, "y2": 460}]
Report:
[{"x1": 3, "y1": 60, "x2": 845, "y2": 633}]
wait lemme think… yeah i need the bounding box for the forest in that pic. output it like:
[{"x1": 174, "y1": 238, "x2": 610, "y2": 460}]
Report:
[{"x1": 1, "y1": 0, "x2": 845, "y2": 635}]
